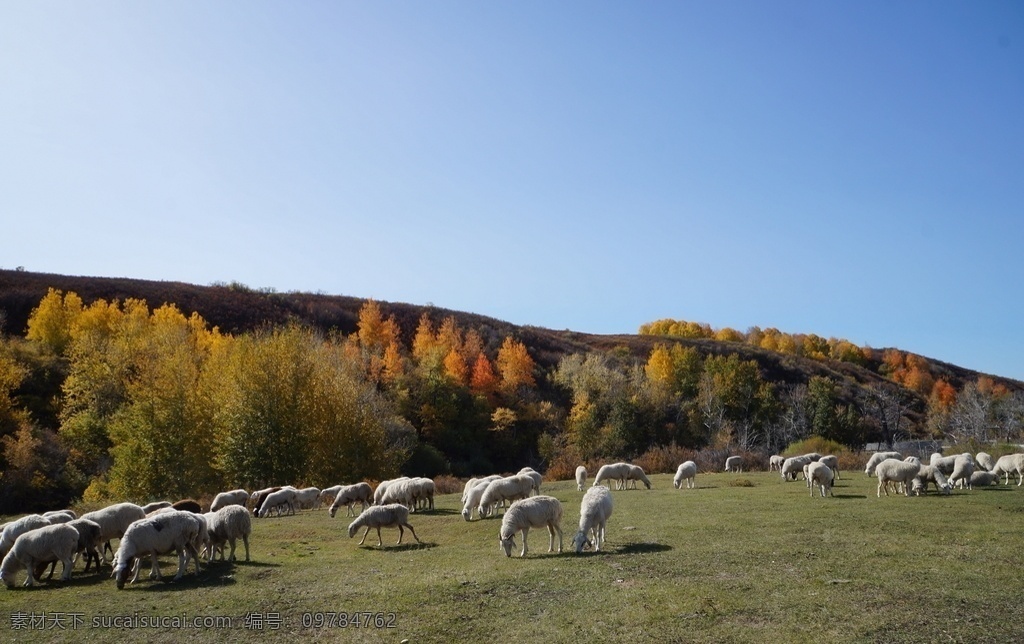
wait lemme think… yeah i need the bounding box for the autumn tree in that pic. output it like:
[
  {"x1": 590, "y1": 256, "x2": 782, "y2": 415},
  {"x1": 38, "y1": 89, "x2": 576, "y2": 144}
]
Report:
[
  {"x1": 496, "y1": 337, "x2": 536, "y2": 393},
  {"x1": 26, "y1": 288, "x2": 83, "y2": 355}
]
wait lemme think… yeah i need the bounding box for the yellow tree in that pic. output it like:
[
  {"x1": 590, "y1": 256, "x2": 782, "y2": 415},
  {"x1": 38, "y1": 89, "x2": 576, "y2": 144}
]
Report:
[
  {"x1": 496, "y1": 337, "x2": 536, "y2": 393},
  {"x1": 356, "y1": 299, "x2": 386, "y2": 351},
  {"x1": 645, "y1": 344, "x2": 673, "y2": 387},
  {"x1": 26, "y1": 288, "x2": 84, "y2": 355},
  {"x1": 470, "y1": 353, "x2": 497, "y2": 396},
  {"x1": 443, "y1": 348, "x2": 469, "y2": 386}
]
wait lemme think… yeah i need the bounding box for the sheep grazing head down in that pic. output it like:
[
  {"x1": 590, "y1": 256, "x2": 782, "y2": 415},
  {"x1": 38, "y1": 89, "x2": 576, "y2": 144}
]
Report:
[
  {"x1": 499, "y1": 533, "x2": 516, "y2": 558},
  {"x1": 571, "y1": 531, "x2": 592, "y2": 553},
  {"x1": 112, "y1": 561, "x2": 131, "y2": 590}
]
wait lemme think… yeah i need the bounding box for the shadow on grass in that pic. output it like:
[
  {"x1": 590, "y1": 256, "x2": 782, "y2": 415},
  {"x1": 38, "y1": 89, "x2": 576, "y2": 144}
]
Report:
[
  {"x1": 357, "y1": 541, "x2": 439, "y2": 552},
  {"x1": 417, "y1": 509, "x2": 462, "y2": 516},
  {"x1": 831, "y1": 493, "x2": 869, "y2": 500},
  {"x1": 613, "y1": 542, "x2": 673, "y2": 555}
]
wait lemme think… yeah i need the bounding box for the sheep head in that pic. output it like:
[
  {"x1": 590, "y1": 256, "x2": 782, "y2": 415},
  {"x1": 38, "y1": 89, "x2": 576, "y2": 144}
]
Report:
[{"x1": 499, "y1": 535, "x2": 515, "y2": 557}]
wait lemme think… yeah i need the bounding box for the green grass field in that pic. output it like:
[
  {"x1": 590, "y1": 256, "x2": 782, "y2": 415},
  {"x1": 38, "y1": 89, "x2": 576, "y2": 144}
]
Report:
[{"x1": 3, "y1": 471, "x2": 1024, "y2": 643}]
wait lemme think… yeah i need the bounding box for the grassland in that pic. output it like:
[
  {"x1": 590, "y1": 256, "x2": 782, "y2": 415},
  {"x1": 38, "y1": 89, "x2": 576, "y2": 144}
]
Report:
[{"x1": 2, "y1": 471, "x2": 1024, "y2": 643}]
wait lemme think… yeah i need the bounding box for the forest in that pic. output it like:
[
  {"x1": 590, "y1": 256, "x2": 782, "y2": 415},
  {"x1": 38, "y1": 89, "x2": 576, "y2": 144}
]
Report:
[{"x1": 1, "y1": 269, "x2": 1022, "y2": 514}]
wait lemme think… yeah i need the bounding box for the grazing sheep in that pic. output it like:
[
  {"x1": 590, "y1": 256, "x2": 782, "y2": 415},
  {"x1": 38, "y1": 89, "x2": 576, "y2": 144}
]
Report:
[
  {"x1": 575, "y1": 466, "x2": 588, "y2": 491},
  {"x1": 0, "y1": 515, "x2": 52, "y2": 558},
  {"x1": 112, "y1": 511, "x2": 203, "y2": 589},
  {"x1": 318, "y1": 485, "x2": 343, "y2": 509},
  {"x1": 409, "y1": 478, "x2": 436, "y2": 511},
  {"x1": 1, "y1": 524, "x2": 79, "y2": 588},
  {"x1": 624, "y1": 464, "x2": 652, "y2": 490},
  {"x1": 725, "y1": 455, "x2": 743, "y2": 473},
  {"x1": 912, "y1": 464, "x2": 952, "y2": 496},
  {"x1": 41, "y1": 510, "x2": 77, "y2": 524},
  {"x1": 593, "y1": 463, "x2": 631, "y2": 490},
  {"x1": 462, "y1": 478, "x2": 497, "y2": 521},
  {"x1": 805, "y1": 462, "x2": 834, "y2": 498},
  {"x1": 172, "y1": 499, "x2": 203, "y2": 514},
  {"x1": 781, "y1": 456, "x2": 812, "y2": 481},
  {"x1": 80, "y1": 502, "x2": 147, "y2": 563},
  {"x1": 969, "y1": 470, "x2": 999, "y2": 488},
  {"x1": 205, "y1": 505, "x2": 251, "y2": 562},
  {"x1": 293, "y1": 487, "x2": 322, "y2": 511},
  {"x1": 142, "y1": 501, "x2": 173, "y2": 515},
  {"x1": 929, "y1": 453, "x2": 959, "y2": 476},
  {"x1": 864, "y1": 451, "x2": 902, "y2": 477},
  {"x1": 992, "y1": 454, "x2": 1024, "y2": 486},
  {"x1": 571, "y1": 487, "x2": 612, "y2": 553},
  {"x1": 36, "y1": 518, "x2": 104, "y2": 581},
  {"x1": 769, "y1": 455, "x2": 785, "y2": 472},
  {"x1": 976, "y1": 452, "x2": 996, "y2": 472},
  {"x1": 210, "y1": 489, "x2": 249, "y2": 513},
  {"x1": 328, "y1": 482, "x2": 373, "y2": 518},
  {"x1": 251, "y1": 486, "x2": 289, "y2": 516},
  {"x1": 499, "y1": 496, "x2": 563, "y2": 558},
  {"x1": 673, "y1": 461, "x2": 697, "y2": 490},
  {"x1": 479, "y1": 474, "x2": 536, "y2": 518},
  {"x1": 373, "y1": 478, "x2": 410, "y2": 505},
  {"x1": 518, "y1": 468, "x2": 543, "y2": 495},
  {"x1": 948, "y1": 454, "x2": 976, "y2": 489},
  {"x1": 347, "y1": 504, "x2": 420, "y2": 547},
  {"x1": 818, "y1": 455, "x2": 841, "y2": 479},
  {"x1": 257, "y1": 488, "x2": 298, "y2": 518},
  {"x1": 876, "y1": 459, "x2": 921, "y2": 497}
]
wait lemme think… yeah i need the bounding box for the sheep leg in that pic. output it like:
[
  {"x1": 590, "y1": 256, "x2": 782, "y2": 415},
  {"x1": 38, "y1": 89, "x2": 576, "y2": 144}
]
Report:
[
  {"x1": 357, "y1": 527, "x2": 371, "y2": 545},
  {"x1": 61, "y1": 555, "x2": 73, "y2": 581},
  {"x1": 397, "y1": 525, "x2": 404, "y2": 545},
  {"x1": 149, "y1": 554, "x2": 162, "y2": 580},
  {"x1": 547, "y1": 525, "x2": 555, "y2": 552},
  {"x1": 174, "y1": 547, "x2": 187, "y2": 581},
  {"x1": 375, "y1": 527, "x2": 384, "y2": 547},
  {"x1": 242, "y1": 534, "x2": 250, "y2": 562},
  {"x1": 520, "y1": 528, "x2": 529, "y2": 557},
  {"x1": 402, "y1": 522, "x2": 421, "y2": 544}
]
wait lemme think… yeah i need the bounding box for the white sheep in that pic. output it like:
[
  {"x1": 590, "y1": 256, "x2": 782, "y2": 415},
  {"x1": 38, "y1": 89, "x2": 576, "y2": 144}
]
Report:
[
  {"x1": 991, "y1": 454, "x2": 1024, "y2": 486},
  {"x1": 975, "y1": 452, "x2": 996, "y2": 472},
  {"x1": 912, "y1": 464, "x2": 951, "y2": 496},
  {"x1": 409, "y1": 478, "x2": 436, "y2": 511},
  {"x1": 205, "y1": 505, "x2": 251, "y2": 562},
  {"x1": 142, "y1": 501, "x2": 173, "y2": 515},
  {"x1": 35, "y1": 518, "x2": 104, "y2": 581},
  {"x1": 769, "y1": 455, "x2": 785, "y2": 471},
  {"x1": 571, "y1": 486, "x2": 612, "y2": 553},
  {"x1": 318, "y1": 485, "x2": 343, "y2": 509},
  {"x1": 461, "y1": 475, "x2": 500, "y2": 506},
  {"x1": 328, "y1": 482, "x2": 373, "y2": 518},
  {"x1": 948, "y1": 454, "x2": 976, "y2": 489},
  {"x1": 373, "y1": 477, "x2": 410, "y2": 505},
  {"x1": 0, "y1": 515, "x2": 51, "y2": 558},
  {"x1": 781, "y1": 456, "x2": 812, "y2": 481},
  {"x1": 210, "y1": 489, "x2": 249, "y2": 512},
  {"x1": 929, "y1": 452, "x2": 959, "y2": 476},
  {"x1": 479, "y1": 474, "x2": 535, "y2": 518},
  {"x1": 112, "y1": 511, "x2": 203, "y2": 589},
  {"x1": 864, "y1": 451, "x2": 902, "y2": 476},
  {"x1": 969, "y1": 470, "x2": 999, "y2": 487},
  {"x1": 347, "y1": 504, "x2": 420, "y2": 547},
  {"x1": 80, "y1": 502, "x2": 147, "y2": 563},
  {"x1": 293, "y1": 487, "x2": 322, "y2": 510},
  {"x1": 725, "y1": 455, "x2": 743, "y2": 473},
  {"x1": 593, "y1": 463, "x2": 631, "y2": 490},
  {"x1": 518, "y1": 468, "x2": 543, "y2": 495},
  {"x1": 41, "y1": 509, "x2": 77, "y2": 524},
  {"x1": 876, "y1": 459, "x2": 921, "y2": 497},
  {"x1": 575, "y1": 466, "x2": 587, "y2": 491},
  {"x1": 673, "y1": 461, "x2": 697, "y2": 490},
  {"x1": 805, "y1": 461, "x2": 834, "y2": 498},
  {"x1": 818, "y1": 455, "x2": 840, "y2": 479},
  {"x1": 257, "y1": 488, "x2": 298, "y2": 518},
  {"x1": 1, "y1": 524, "x2": 79, "y2": 588},
  {"x1": 499, "y1": 496, "x2": 563, "y2": 558},
  {"x1": 624, "y1": 464, "x2": 652, "y2": 490},
  {"x1": 462, "y1": 478, "x2": 496, "y2": 521}
]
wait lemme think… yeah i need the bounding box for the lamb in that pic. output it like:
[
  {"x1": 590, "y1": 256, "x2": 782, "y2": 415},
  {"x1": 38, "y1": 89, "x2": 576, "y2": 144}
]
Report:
[
  {"x1": 257, "y1": 488, "x2": 298, "y2": 518},
  {"x1": 112, "y1": 510, "x2": 203, "y2": 589},
  {"x1": 205, "y1": 505, "x2": 251, "y2": 562},
  {"x1": 969, "y1": 470, "x2": 999, "y2": 488},
  {"x1": 142, "y1": 501, "x2": 172, "y2": 515},
  {"x1": 781, "y1": 456, "x2": 812, "y2": 481},
  {"x1": 673, "y1": 461, "x2": 697, "y2": 490},
  {"x1": 328, "y1": 482, "x2": 373, "y2": 518},
  {"x1": 80, "y1": 502, "x2": 147, "y2": 563},
  {"x1": 293, "y1": 487, "x2": 322, "y2": 510},
  {"x1": 991, "y1": 454, "x2": 1024, "y2": 486},
  {"x1": 593, "y1": 462, "x2": 631, "y2": 490},
  {"x1": 499, "y1": 496, "x2": 563, "y2": 558},
  {"x1": 0, "y1": 515, "x2": 52, "y2": 558},
  {"x1": 948, "y1": 454, "x2": 976, "y2": 489},
  {"x1": 876, "y1": 459, "x2": 921, "y2": 497},
  {"x1": 912, "y1": 464, "x2": 952, "y2": 496},
  {"x1": 624, "y1": 464, "x2": 652, "y2": 490},
  {"x1": 818, "y1": 455, "x2": 841, "y2": 479},
  {"x1": 725, "y1": 455, "x2": 743, "y2": 473},
  {"x1": 518, "y1": 467, "x2": 543, "y2": 495},
  {"x1": 347, "y1": 504, "x2": 420, "y2": 547},
  {"x1": 575, "y1": 466, "x2": 588, "y2": 491},
  {"x1": 478, "y1": 474, "x2": 536, "y2": 518},
  {"x1": 769, "y1": 455, "x2": 785, "y2": 472},
  {"x1": 1, "y1": 524, "x2": 79, "y2": 588},
  {"x1": 462, "y1": 478, "x2": 497, "y2": 521},
  {"x1": 975, "y1": 452, "x2": 996, "y2": 472},
  {"x1": 571, "y1": 486, "x2": 612, "y2": 553},
  {"x1": 864, "y1": 451, "x2": 902, "y2": 476},
  {"x1": 805, "y1": 461, "x2": 834, "y2": 498},
  {"x1": 210, "y1": 489, "x2": 249, "y2": 512}
]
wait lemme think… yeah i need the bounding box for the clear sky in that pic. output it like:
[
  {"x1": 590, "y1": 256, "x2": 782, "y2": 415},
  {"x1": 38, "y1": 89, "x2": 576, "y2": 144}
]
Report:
[{"x1": 2, "y1": 2, "x2": 1023, "y2": 380}]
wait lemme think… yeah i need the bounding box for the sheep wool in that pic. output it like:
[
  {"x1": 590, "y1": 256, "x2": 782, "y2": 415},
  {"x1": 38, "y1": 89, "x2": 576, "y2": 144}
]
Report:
[
  {"x1": 572, "y1": 486, "x2": 612, "y2": 553},
  {"x1": 499, "y1": 496, "x2": 563, "y2": 558},
  {"x1": 575, "y1": 466, "x2": 588, "y2": 491},
  {"x1": 673, "y1": 461, "x2": 697, "y2": 490},
  {"x1": 347, "y1": 504, "x2": 420, "y2": 547},
  {"x1": 1, "y1": 523, "x2": 79, "y2": 588}
]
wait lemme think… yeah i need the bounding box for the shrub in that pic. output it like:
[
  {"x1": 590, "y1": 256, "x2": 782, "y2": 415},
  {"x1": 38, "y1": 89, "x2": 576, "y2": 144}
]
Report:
[
  {"x1": 634, "y1": 443, "x2": 699, "y2": 475},
  {"x1": 431, "y1": 474, "x2": 464, "y2": 496}
]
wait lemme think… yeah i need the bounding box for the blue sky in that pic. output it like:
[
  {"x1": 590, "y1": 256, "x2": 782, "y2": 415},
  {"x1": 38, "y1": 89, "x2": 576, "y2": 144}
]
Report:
[{"x1": 2, "y1": 2, "x2": 1023, "y2": 380}]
